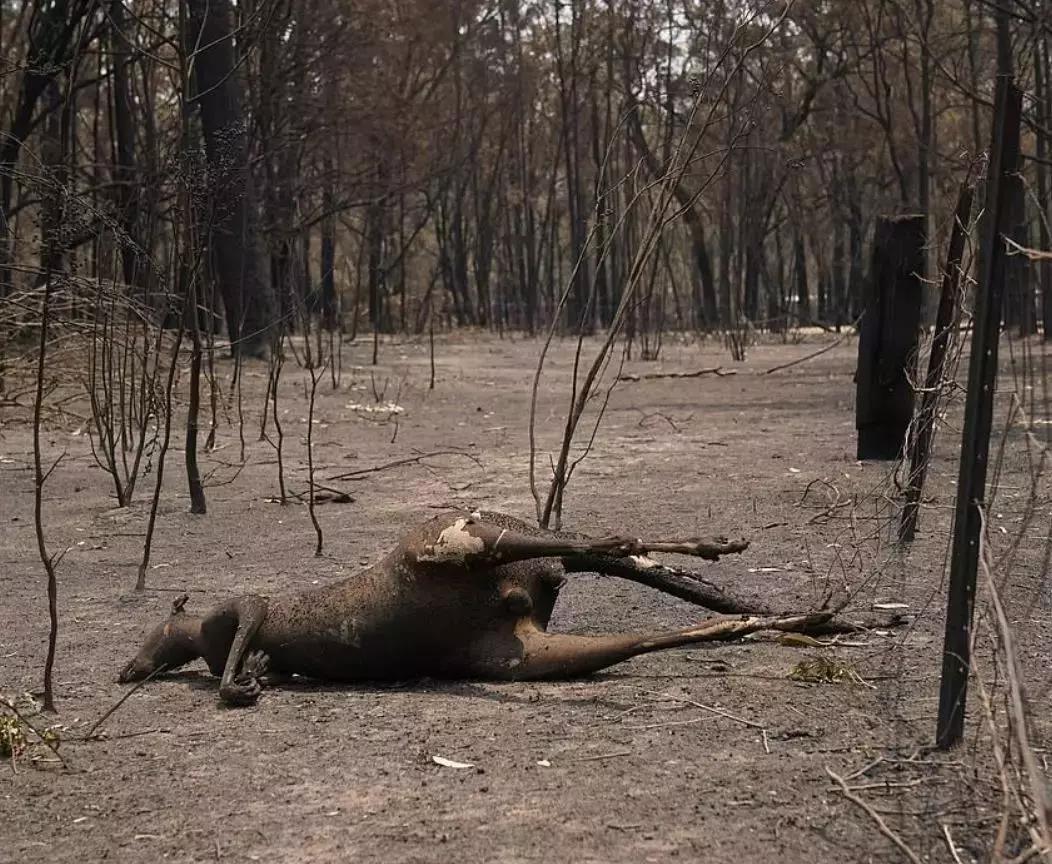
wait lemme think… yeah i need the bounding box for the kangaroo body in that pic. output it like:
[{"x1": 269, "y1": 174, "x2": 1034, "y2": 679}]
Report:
[{"x1": 119, "y1": 511, "x2": 827, "y2": 705}]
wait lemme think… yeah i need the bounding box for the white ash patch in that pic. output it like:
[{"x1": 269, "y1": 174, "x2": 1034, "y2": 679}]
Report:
[
  {"x1": 418, "y1": 518, "x2": 485, "y2": 563},
  {"x1": 346, "y1": 401, "x2": 404, "y2": 414},
  {"x1": 629, "y1": 554, "x2": 660, "y2": 568}
]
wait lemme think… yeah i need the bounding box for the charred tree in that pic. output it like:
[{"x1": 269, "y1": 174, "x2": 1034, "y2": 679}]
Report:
[
  {"x1": 553, "y1": 0, "x2": 592, "y2": 333},
  {"x1": 856, "y1": 214, "x2": 924, "y2": 461},
  {"x1": 109, "y1": 0, "x2": 141, "y2": 288},
  {"x1": 184, "y1": 0, "x2": 273, "y2": 357},
  {"x1": 1002, "y1": 169, "x2": 1035, "y2": 335},
  {"x1": 794, "y1": 229, "x2": 810, "y2": 323},
  {"x1": 626, "y1": 109, "x2": 718, "y2": 328},
  {"x1": 0, "y1": 0, "x2": 94, "y2": 295},
  {"x1": 320, "y1": 175, "x2": 337, "y2": 330},
  {"x1": 1036, "y1": 31, "x2": 1052, "y2": 340}
]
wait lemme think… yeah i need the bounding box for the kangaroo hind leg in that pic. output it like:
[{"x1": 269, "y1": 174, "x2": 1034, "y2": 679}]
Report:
[{"x1": 471, "y1": 612, "x2": 830, "y2": 681}]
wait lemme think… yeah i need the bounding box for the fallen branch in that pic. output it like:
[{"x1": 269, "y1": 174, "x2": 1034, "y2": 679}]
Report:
[
  {"x1": 84, "y1": 664, "x2": 169, "y2": 740},
  {"x1": 764, "y1": 316, "x2": 862, "y2": 375},
  {"x1": 285, "y1": 486, "x2": 353, "y2": 505},
  {"x1": 978, "y1": 511, "x2": 1052, "y2": 848},
  {"x1": 618, "y1": 366, "x2": 735, "y2": 382},
  {"x1": 826, "y1": 766, "x2": 922, "y2": 864},
  {"x1": 572, "y1": 750, "x2": 633, "y2": 762},
  {"x1": 941, "y1": 823, "x2": 964, "y2": 864},
  {"x1": 328, "y1": 450, "x2": 481, "y2": 482},
  {"x1": 635, "y1": 536, "x2": 749, "y2": 560},
  {"x1": 642, "y1": 690, "x2": 763, "y2": 729}
]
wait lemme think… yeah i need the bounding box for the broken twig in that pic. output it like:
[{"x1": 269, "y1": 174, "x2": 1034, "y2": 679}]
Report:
[
  {"x1": 84, "y1": 664, "x2": 169, "y2": 739},
  {"x1": 826, "y1": 766, "x2": 922, "y2": 864},
  {"x1": 618, "y1": 367, "x2": 735, "y2": 383},
  {"x1": 764, "y1": 317, "x2": 862, "y2": 375},
  {"x1": 327, "y1": 450, "x2": 481, "y2": 482}
]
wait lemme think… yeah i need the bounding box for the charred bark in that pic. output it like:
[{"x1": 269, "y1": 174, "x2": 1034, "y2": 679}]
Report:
[{"x1": 185, "y1": 0, "x2": 273, "y2": 357}]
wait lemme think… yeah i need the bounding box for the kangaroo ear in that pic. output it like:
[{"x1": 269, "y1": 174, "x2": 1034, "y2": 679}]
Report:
[{"x1": 171, "y1": 593, "x2": 189, "y2": 616}]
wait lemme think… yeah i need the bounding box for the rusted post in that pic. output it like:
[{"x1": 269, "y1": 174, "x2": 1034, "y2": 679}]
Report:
[{"x1": 936, "y1": 76, "x2": 1022, "y2": 750}]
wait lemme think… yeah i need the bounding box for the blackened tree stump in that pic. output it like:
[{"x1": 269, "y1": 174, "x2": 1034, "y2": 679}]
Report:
[{"x1": 856, "y1": 214, "x2": 925, "y2": 461}]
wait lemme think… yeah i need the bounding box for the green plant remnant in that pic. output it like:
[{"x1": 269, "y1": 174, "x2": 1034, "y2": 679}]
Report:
[
  {"x1": 789, "y1": 655, "x2": 871, "y2": 687},
  {"x1": 0, "y1": 713, "x2": 29, "y2": 759},
  {"x1": 1, "y1": 699, "x2": 62, "y2": 763}
]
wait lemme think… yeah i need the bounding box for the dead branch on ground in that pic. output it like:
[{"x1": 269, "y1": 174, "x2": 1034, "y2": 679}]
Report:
[
  {"x1": 826, "y1": 766, "x2": 923, "y2": 864},
  {"x1": 328, "y1": 450, "x2": 482, "y2": 482},
  {"x1": 617, "y1": 367, "x2": 735, "y2": 382},
  {"x1": 764, "y1": 315, "x2": 862, "y2": 375}
]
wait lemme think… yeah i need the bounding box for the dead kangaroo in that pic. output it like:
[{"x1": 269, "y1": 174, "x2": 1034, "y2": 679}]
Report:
[{"x1": 119, "y1": 510, "x2": 831, "y2": 705}]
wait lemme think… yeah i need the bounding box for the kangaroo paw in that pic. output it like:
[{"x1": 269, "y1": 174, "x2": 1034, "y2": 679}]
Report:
[
  {"x1": 219, "y1": 677, "x2": 263, "y2": 707},
  {"x1": 219, "y1": 651, "x2": 269, "y2": 707}
]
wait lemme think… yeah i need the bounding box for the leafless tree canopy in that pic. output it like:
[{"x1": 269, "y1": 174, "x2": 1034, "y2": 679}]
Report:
[{"x1": 0, "y1": 0, "x2": 1050, "y2": 341}]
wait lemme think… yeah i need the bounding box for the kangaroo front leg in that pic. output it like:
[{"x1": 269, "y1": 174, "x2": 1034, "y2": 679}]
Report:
[
  {"x1": 562, "y1": 553, "x2": 769, "y2": 615},
  {"x1": 410, "y1": 515, "x2": 747, "y2": 568},
  {"x1": 562, "y1": 555, "x2": 878, "y2": 634},
  {"x1": 633, "y1": 537, "x2": 750, "y2": 561},
  {"x1": 206, "y1": 597, "x2": 268, "y2": 707}
]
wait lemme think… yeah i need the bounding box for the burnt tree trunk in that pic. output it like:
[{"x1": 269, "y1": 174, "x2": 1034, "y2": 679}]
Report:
[
  {"x1": 794, "y1": 229, "x2": 810, "y2": 323},
  {"x1": 0, "y1": 0, "x2": 94, "y2": 295},
  {"x1": 366, "y1": 194, "x2": 387, "y2": 333},
  {"x1": 718, "y1": 146, "x2": 734, "y2": 328},
  {"x1": 856, "y1": 215, "x2": 924, "y2": 461},
  {"x1": 1036, "y1": 32, "x2": 1052, "y2": 340},
  {"x1": 38, "y1": 81, "x2": 67, "y2": 282},
  {"x1": 682, "y1": 209, "x2": 718, "y2": 329},
  {"x1": 185, "y1": 0, "x2": 273, "y2": 357},
  {"x1": 847, "y1": 200, "x2": 865, "y2": 322},
  {"x1": 1002, "y1": 171, "x2": 1032, "y2": 334},
  {"x1": 832, "y1": 220, "x2": 846, "y2": 328},
  {"x1": 626, "y1": 109, "x2": 718, "y2": 329},
  {"x1": 815, "y1": 234, "x2": 828, "y2": 323},
  {"x1": 320, "y1": 174, "x2": 337, "y2": 330},
  {"x1": 553, "y1": 0, "x2": 591, "y2": 333},
  {"x1": 109, "y1": 0, "x2": 142, "y2": 288}
]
